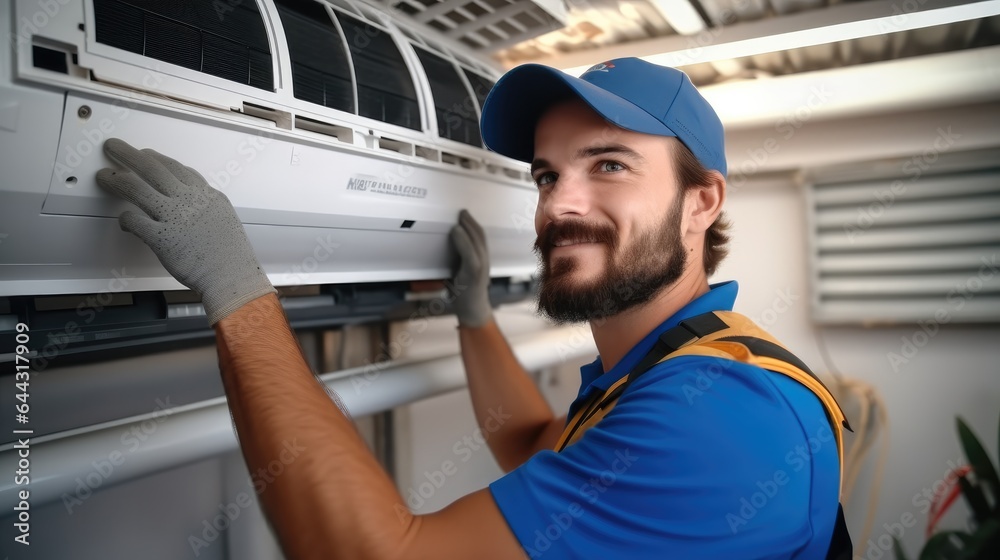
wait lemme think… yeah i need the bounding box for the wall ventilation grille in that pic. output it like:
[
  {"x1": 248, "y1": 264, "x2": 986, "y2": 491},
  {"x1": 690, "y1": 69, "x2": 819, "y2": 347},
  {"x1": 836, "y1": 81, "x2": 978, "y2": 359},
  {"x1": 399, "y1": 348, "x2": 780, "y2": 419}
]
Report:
[{"x1": 807, "y1": 164, "x2": 1000, "y2": 324}]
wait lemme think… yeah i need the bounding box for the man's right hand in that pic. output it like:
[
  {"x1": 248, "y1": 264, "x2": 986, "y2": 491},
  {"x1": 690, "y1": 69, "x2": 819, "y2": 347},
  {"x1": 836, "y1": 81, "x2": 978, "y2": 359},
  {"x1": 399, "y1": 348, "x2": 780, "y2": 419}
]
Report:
[
  {"x1": 448, "y1": 209, "x2": 493, "y2": 328},
  {"x1": 96, "y1": 138, "x2": 275, "y2": 326}
]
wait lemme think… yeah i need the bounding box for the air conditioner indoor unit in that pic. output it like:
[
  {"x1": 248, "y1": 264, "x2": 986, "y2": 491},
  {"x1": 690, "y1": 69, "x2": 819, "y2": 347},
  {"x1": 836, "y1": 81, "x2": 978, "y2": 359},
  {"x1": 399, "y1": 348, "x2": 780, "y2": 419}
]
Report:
[{"x1": 0, "y1": 0, "x2": 545, "y2": 361}]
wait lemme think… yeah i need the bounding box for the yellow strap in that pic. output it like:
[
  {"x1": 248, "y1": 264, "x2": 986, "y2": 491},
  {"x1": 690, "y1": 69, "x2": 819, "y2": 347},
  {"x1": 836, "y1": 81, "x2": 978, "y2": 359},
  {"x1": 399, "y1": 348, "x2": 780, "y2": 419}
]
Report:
[
  {"x1": 664, "y1": 342, "x2": 846, "y2": 496},
  {"x1": 553, "y1": 374, "x2": 630, "y2": 452},
  {"x1": 553, "y1": 311, "x2": 849, "y2": 497},
  {"x1": 667, "y1": 341, "x2": 849, "y2": 440}
]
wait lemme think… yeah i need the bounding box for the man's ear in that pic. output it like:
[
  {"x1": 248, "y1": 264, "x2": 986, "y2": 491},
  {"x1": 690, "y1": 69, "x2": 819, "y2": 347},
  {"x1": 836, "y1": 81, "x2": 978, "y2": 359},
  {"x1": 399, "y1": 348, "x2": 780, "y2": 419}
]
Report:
[{"x1": 685, "y1": 170, "x2": 726, "y2": 235}]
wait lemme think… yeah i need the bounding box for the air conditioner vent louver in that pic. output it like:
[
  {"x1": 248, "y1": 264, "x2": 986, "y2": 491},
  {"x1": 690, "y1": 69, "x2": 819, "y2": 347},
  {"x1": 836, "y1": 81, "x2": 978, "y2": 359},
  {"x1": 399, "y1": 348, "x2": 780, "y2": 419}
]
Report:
[
  {"x1": 807, "y1": 165, "x2": 1000, "y2": 325},
  {"x1": 415, "y1": 46, "x2": 482, "y2": 147},
  {"x1": 336, "y1": 10, "x2": 422, "y2": 130},
  {"x1": 276, "y1": 0, "x2": 356, "y2": 112},
  {"x1": 93, "y1": 0, "x2": 274, "y2": 90}
]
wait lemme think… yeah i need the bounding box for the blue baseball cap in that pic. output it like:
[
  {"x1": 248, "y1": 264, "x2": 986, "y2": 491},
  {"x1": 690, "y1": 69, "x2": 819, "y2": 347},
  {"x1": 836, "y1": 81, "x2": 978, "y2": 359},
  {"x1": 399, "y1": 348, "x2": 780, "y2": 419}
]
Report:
[{"x1": 480, "y1": 57, "x2": 727, "y2": 176}]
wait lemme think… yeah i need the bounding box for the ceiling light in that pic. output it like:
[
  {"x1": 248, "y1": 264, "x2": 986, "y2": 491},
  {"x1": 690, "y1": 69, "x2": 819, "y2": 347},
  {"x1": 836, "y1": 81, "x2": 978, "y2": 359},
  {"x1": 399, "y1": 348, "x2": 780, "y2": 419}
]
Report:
[{"x1": 648, "y1": 0, "x2": 707, "y2": 35}]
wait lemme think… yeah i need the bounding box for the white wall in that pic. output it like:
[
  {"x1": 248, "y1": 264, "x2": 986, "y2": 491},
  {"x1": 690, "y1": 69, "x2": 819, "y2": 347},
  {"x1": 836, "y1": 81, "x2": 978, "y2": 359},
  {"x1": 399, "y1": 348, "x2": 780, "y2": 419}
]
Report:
[{"x1": 3, "y1": 456, "x2": 231, "y2": 560}]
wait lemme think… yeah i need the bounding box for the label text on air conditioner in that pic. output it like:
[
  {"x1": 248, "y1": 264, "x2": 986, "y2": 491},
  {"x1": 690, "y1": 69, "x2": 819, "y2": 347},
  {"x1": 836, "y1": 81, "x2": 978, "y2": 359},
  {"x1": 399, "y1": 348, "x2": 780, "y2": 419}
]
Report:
[{"x1": 346, "y1": 176, "x2": 427, "y2": 199}]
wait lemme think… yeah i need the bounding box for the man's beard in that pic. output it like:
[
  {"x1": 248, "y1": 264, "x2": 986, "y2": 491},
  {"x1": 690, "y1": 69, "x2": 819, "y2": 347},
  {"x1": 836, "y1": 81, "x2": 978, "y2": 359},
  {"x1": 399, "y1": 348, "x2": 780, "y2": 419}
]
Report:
[{"x1": 532, "y1": 196, "x2": 687, "y2": 324}]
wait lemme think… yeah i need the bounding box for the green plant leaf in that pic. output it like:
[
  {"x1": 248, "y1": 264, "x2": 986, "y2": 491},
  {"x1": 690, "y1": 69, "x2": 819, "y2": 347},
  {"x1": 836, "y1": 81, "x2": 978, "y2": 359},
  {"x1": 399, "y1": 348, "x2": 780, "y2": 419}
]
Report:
[
  {"x1": 958, "y1": 474, "x2": 993, "y2": 525},
  {"x1": 893, "y1": 537, "x2": 912, "y2": 560},
  {"x1": 919, "y1": 531, "x2": 966, "y2": 560},
  {"x1": 956, "y1": 517, "x2": 1000, "y2": 559},
  {"x1": 957, "y1": 417, "x2": 1000, "y2": 508}
]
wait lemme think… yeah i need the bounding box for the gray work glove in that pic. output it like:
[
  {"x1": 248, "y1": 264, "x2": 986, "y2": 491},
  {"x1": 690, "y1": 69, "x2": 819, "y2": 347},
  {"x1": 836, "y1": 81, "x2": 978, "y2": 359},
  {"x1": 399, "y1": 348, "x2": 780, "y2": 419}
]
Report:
[
  {"x1": 448, "y1": 209, "x2": 493, "y2": 328},
  {"x1": 96, "y1": 138, "x2": 276, "y2": 325}
]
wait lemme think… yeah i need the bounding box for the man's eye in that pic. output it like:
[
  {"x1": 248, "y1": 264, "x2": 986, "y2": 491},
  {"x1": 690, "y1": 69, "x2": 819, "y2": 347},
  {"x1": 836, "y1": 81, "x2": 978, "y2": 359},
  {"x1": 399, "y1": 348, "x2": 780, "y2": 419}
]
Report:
[
  {"x1": 535, "y1": 172, "x2": 556, "y2": 186},
  {"x1": 600, "y1": 161, "x2": 625, "y2": 173}
]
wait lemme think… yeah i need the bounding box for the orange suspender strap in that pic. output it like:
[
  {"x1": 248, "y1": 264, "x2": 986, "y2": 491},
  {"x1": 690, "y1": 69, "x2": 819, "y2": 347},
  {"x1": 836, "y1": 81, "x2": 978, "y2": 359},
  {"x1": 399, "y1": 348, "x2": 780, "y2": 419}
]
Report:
[
  {"x1": 553, "y1": 310, "x2": 853, "y2": 497},
  {"x1": 553, "y1": 374, "x2": 631, "y2": 452}
]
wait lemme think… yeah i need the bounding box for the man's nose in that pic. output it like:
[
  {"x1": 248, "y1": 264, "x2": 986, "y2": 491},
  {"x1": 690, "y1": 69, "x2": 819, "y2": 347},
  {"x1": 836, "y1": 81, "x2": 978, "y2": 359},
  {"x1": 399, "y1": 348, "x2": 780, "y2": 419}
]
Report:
[{"x1": 540, "y1": 173, "x2": 592, "y2": 223}]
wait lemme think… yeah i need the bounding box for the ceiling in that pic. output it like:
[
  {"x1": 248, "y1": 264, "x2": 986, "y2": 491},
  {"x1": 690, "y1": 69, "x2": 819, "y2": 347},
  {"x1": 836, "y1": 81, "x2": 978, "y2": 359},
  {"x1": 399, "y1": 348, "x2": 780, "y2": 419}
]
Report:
[
  {"x1": 382, "y1": 0, "x2": 1000, "y2": 86},
  {"x1": 377, "y1": 0, "x2": 1000, "y2": 133},
  {"x1": 497, "y1": 1, "x2": 1000, "y2": 85}
]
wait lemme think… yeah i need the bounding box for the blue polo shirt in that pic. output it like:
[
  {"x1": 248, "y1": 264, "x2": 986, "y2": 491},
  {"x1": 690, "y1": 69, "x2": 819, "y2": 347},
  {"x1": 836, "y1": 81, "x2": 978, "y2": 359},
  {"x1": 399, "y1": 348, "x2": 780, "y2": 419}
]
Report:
[{"x1": 489, "y1": 281, "x2": 840, "y2": 559}]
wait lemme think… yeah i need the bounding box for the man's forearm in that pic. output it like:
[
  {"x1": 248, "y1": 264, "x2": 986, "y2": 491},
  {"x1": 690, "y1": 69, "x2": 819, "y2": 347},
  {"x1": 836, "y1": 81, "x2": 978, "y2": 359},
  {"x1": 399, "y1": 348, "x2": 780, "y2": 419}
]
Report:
[
  {"x1": 458, "y1": 320, "x2": 556, "y2": 472},
  {"x1": 214, "y1": 293, "x2": 418, "y2": 560}
]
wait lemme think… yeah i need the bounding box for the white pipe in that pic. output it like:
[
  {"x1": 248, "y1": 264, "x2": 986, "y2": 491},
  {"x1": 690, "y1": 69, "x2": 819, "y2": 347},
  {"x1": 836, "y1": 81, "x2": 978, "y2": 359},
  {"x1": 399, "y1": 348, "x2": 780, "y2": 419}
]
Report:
[{"x1": 0, "y1": 325, "x2": 596, "y2": 510}]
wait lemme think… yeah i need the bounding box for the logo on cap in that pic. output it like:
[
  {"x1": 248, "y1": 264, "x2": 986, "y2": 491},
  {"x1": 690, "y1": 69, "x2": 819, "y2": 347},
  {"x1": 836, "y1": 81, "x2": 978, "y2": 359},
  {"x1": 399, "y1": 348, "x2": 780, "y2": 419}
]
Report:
[{"x1": 584, "y1": 61, "x2": 616, "y2": 74}]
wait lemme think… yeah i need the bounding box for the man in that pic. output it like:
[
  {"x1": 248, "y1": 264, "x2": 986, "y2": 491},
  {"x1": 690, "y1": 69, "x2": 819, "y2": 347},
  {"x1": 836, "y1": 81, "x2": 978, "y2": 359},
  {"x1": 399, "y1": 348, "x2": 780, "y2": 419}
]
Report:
[{"x1": 96, "y1": 57, "x2": 843, "y2": 559}]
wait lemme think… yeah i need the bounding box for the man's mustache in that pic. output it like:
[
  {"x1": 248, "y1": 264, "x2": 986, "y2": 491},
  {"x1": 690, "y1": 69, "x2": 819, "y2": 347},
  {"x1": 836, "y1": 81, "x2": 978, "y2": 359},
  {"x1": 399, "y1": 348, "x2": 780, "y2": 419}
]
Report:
[{"x1": 533, "y1": 220, "x2": 618, "y2": 259}]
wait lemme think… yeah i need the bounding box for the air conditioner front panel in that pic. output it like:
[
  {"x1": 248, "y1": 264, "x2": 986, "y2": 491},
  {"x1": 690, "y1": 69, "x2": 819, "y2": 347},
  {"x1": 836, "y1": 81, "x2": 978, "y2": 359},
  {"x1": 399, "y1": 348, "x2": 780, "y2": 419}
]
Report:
[
  {"x1": 43, "y1": 93, "x2": 534, "y2": 225},
  {"x1": 0, "y1": 95, "x2": 540, "y2": 296}
]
